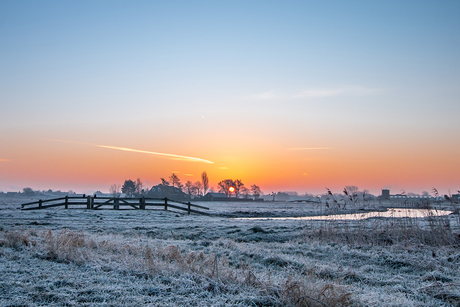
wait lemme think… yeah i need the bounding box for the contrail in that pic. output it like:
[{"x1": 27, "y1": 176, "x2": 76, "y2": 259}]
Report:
[
  {"x1": 286, "y1": 147, "x2": 336, "y2": 150},
  {"x1": 45, "y1": 139, "x2": 214, "y2": 164},
  {"x1": 96, "y1": 145, "x2": 214, "y2": 164},
  {"x1": 0, "y1": 158, "x2": 10, "y2": 162}
]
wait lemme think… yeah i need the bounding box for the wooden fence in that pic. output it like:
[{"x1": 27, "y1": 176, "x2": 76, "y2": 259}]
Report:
[{"x1": 20, "y1": 196, "x2": 210, "y2": 215}]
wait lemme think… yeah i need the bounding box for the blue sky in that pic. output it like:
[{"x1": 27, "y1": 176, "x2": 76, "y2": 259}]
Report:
[{"x1": 0, "y1": 1, "x2": 459, "y2": 194}]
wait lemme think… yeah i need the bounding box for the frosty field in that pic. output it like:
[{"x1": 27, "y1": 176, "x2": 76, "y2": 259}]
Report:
[{"x1": 1, "y1": 197, "x2": 460, "y2": 306}]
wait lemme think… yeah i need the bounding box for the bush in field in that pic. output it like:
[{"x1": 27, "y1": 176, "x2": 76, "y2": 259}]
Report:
[{"x1": 22, "y1": 187, "x2": 35, "y2": 196}]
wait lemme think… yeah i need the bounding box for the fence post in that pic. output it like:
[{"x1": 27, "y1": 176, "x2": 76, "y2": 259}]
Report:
[
  {"x1": 65, "y1": 196, "x2": 68, "y2": 209},
  {"x1": 140, "y1": 197, "x2": 145, "y2": 209},
  {"x1": 86, "y1": 196, "x2": 91, "y2": 209},
  {"x1": 164, "y1": 198, "x2": 168, "y2": 211},
  {"x1": 39, "y1": 199, "x2": 42, "y2": 209},
  {"x1": 188, "y1": 202, "x2": 191, "y2": 215}
]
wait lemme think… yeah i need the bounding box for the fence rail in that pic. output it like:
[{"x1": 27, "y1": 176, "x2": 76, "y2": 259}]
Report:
[{"x1": 20, "y1": 196, "x2": 210, "y2": 215}]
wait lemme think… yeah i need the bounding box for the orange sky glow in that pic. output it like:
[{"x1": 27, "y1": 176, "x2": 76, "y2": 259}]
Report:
[
  {"x1": 1, "y1": 2, "x2": 459, "y2": 196},
  {"x1": 0, "y1": 134, "x2": 458, "y2": 196}
]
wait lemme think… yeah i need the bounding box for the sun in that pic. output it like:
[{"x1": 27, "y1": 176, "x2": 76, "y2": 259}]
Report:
[{"x1": 228, "y1": 186, "x2": 235, "y2": 193}]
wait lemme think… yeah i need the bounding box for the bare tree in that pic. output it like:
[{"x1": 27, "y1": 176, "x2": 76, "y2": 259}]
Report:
[
  {"x1": 218, "y1": 179, "x2": 236, "y2": 197},
  {"x1": 194, "y1": 181, "x2": 203, "y2": 196},
  {"x1": 250, "y1": 184, "x2": 261, "y2": 199},
  {"x1": 201, "y1": 172, "x2": 209, "y2": 196},
  {"x1": 193, "y1": 181, "x2": 203, "y2": 196},
  {"x1": 135, "y1": 178, "x2": 143, "y2": 196},
  {"x1": 185, "y1": 180, "x2": 194, "y2": 198},
  {"x1": 240, "y1": 186, "x2": 250, "y2": 199},
  {"x1": 234, "y1": 179, "x2": 244, "y2": 198},
  {"x1": 109, "y1": 184, "x2": 120, "y2": 197},
  {"x1": 169, "y1": 173, "x2": 181, "y2": 190}
]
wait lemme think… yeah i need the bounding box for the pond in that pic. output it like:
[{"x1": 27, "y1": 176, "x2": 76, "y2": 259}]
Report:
[{"x1": 236, "y1": 208, "x2": 453, "y2": 221}]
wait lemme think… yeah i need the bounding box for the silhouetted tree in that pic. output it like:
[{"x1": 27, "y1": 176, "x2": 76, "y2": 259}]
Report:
[
  {"x1": 22, "y1": 187, "x2": 35, "y2": 196},
  {"x1": 218, "y1": 179, "x2": 236, "y2": 197},
  {"x1": 134, "y1": 178, "x2": 144, "y2": 196},
  {"x1": 251, "y1": 184, "x2": 261, "y2": 199},
  {"x1": 169, "y1": 173, "x2": 182, "y2": 190},
  {"x1": 233, "y1": 179, "x2": 244, "y2": 198},
  {"x1": 185, "y1": 180, "x2": 194, "y2": 198},
  {"x1": 109, "y1": 184, "x2": 120, "y2": 197},
  {"x1": 240, "y1": 186, "x2": 250, "y2": 199},
  {"x1": 194, "y1": 181, "x2": 203, "y2": 196},
  {"x1": 122, "y1": 179, "x2": 136, "y2": 197},
  {"x1": 201, "y1": 172, "x2": 209, "y2": 196}
]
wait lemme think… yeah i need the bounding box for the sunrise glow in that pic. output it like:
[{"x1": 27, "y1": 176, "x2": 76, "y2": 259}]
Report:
[{"x1": 0, "y1": 1, "x2": 459, "y2": 196}]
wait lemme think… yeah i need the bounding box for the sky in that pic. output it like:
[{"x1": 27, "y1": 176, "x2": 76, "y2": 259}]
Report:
[{"x1": 1, "y1": 0, "x2": 459, "y2": 196}]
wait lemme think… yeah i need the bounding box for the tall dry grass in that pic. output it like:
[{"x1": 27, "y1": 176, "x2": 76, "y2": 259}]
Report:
[{"x1": 302, "y1": 210, "x2": 459, "y2": 247}]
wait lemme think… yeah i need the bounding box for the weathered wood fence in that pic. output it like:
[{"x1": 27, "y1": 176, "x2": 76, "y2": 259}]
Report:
[{"x1": 21, "y1": 196, "x2": 210, "y2": 215}]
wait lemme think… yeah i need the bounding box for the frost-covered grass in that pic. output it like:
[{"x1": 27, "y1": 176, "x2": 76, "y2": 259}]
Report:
[{"x1": 1, "y1": 197, "x2": 460, "y2": 306}]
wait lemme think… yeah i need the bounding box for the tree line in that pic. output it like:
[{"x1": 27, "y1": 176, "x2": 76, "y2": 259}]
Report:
[
  {"x1": 113, "y1": 171, "x2": 262, "y2": 199},
  {"x1": 217, "y1": 179, "x2": 261, "y2": 199}
]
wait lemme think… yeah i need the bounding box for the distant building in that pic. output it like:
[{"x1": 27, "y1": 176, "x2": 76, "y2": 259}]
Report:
[
  {"x1": 6, "y1": 192, "x2": 19, "y2": 197},
  {"x1": 147, "y1": 185, "x2": 187, "y2": 200},
  {"x1": 380, "y1": 189, "x2": 434, "y2": 201},
  {"x1": 94, "y1": 191, "x2": 117, "y2": 197},
  {"x1": 275, "y1": 192, "x2": 290, "y2": 201},
  {"x1": 381, "y1": 189, "x2": 390, "y2": 200},
  {"x1": 202, "y1": 192, "x2": 228, "y2": 201}
]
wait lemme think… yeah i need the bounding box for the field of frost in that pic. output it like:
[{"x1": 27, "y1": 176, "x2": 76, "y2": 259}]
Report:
[{"x1": 1, "y1": 197, "x2": 460, "y2": 306}]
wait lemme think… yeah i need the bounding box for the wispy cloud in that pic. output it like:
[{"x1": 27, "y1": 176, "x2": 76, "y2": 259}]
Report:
[
  {"x1": 248, "y1": 86, "x2": 382, "y2": 101},
  {"x1": 0, "y1": 158, "x2": 11, "y2": 162},
  {"x1": 247, "y1": 91, "x2": 278, "y2": 100},
  {"x1": 45, "y1": 139, "x2": 214, "y2": 164},
  {"x1": 286, "y1": 147, "x2": 336, "y2": 151},
  {"x1": 219, "y1": 166, "x2": 229, "y2": 170},
  {"x1": 293, "y1": 86, "x2": 381, "y2": 98}
]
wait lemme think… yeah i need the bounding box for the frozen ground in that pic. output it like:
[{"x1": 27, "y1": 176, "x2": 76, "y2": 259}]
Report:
[{"x1": 1, "y1": 197, "x2": 460, "y2": 306}]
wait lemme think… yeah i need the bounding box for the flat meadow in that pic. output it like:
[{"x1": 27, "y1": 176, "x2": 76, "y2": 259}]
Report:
[{"x1": 1, "y1": 196, "x2": 460, "y2": 306}]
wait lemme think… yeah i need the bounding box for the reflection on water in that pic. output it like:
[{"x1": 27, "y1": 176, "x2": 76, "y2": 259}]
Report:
[{"x1": 237, "y1": 208, "x2": 453, "y2": 221}]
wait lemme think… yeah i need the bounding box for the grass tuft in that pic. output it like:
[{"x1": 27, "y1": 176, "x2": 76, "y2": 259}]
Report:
[
  {"x1": 2, "y1": 230, "x2": 34, "y2": 248},
  {"x1": 281, "y1": 277, "x2": 352, "y2": 307}
]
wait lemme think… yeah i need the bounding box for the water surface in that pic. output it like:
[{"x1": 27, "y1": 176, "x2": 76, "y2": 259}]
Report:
[{"x1": 237, "y1": 208, "x2": 453, "y2": 221}]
